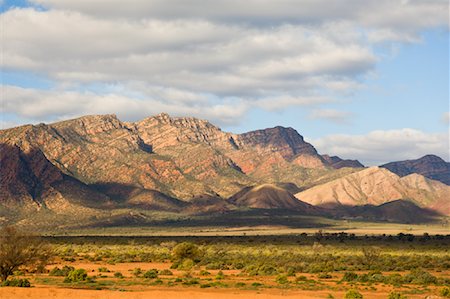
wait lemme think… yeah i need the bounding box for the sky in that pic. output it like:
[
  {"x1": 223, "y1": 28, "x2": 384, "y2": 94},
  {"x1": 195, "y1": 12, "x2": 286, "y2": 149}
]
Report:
[{"x1": 1, "y1": 0, "x2": 449, "y2": 165}]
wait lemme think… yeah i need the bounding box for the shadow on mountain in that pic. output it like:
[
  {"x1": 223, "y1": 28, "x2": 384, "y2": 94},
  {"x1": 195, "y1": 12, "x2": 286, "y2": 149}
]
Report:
[
  {"x1": 91, "y1": 182, "x2": 188, "y2": 211},
  {"x1": 83, "y1": 208, "x2": 333, "y2": 229},
  {"x1": 323, "y1": 199, "x2": 442, "y2": 224}
]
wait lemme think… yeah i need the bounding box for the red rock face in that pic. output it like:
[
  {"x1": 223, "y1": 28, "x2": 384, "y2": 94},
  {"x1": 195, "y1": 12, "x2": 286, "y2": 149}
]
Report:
[
  {"x1": 0, "y1": 113, "x2": 361, "y2": 209},
  {"x1": 381, "y1": 155, "x2": 450, "y2": 185}
]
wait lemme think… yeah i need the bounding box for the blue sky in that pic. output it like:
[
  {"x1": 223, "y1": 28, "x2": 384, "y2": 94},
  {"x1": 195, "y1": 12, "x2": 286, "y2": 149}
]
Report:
[{"x1": 1, "y1": 0, "x2": 449, "y2": 164}]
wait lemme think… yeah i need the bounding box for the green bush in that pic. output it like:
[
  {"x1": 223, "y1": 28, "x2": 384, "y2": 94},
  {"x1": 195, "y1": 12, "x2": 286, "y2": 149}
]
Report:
[
  {"x1": 159, "y1": 269, "x2": 173, "y2": 276},
  {"x1": 132, "y1": 268, "x2": 143, "y2": 277},
  {"x1": 342, "y1": 272, "x2": 358, "y2": 282},
  {"x1": 215, "y1": 270, "x2": 225, "y2": 280},
  {"x1": 172, "y1": 243, "x2": 200, "y2": 262},
  {"x1": 114, "y1": 272, "x2": 124, "y2": 278},
  {"x1": 98, "y1": 267, "x2": 110, "y2": 273},
  {"x1": 345, "y1": 289, "x2": 363, "y2": 299},
  {"x1": 276, "y1": 274, "x2": 289, "y2": 284},
  {"x1": 1, "y1": 278, "x2": 31, "y2": 287},
  {"x1": 143, "y1": 269, "x2": 158, "y2": 279},
  {"x1": 388, "y1": 292, "x2": 407, "y2": 299},
  {"x1": 199, "y1": 270, "x2": 210, "y2": 276},
  {"x1": 441, "y1": 287, "x2": 450, "y2": 298},
  {"x1": 318, "y1": 273, "x2": 332, "y2": 279},
  {"x1": 49, "y1": 266, "x2": 74, "y2": 277},
  {"x1": 64, "y1": 269, "x2": 88, "y2": 283}
]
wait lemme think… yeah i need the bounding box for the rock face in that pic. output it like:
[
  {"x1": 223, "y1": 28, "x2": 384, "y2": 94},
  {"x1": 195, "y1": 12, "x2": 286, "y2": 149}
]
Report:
[
  {"x1": 295, "y1": 167, "x2": 450, "y2": 215},
  {"x1": 380, "y1": 155, "x2": 450, "y2": 185},
  {"x1": 0, "y1": 113, "x2": 342, "y2": 204},
  {"x1": 322, "y1": 155, "x2": 364, "y2": 169},
  {"x1": 1, "y1": 113, "x2": 448, "y2": 226},
  {"x1": 0, "y1": 143, "x2": 110, "y2": 216}
]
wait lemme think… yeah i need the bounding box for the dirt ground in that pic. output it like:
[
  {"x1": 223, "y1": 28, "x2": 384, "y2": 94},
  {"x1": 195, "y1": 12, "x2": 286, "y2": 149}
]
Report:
[
  {"x1": 0, "y1": 261, "x2": 443, "y2": 299},
  {"x1": 0, "y1": 286, "x2": 437, "y2": 299}
]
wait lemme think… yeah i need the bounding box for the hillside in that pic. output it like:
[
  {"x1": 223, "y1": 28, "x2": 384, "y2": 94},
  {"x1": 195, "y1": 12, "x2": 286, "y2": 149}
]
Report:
[
  {"x1": 0, "y1": 113, "x2": 356, "y2": 203},
  {"x1": 381, "y1": 155, "x2": 450, "y2": 185},
  {"x1": 228, "y1": 184, "x2": 319, "y2": 213},
  {"x1": 1, "y1": 113, "x2": 448, "y2": 228},
  {"x1": 295, "y1": 167, "x2": 450, "y2": 215}
]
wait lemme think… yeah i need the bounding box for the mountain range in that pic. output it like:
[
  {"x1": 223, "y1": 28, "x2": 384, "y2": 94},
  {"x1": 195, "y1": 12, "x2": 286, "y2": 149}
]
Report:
[{"x1": 1, "y1": 113, "x2": 449, "y2": 229}]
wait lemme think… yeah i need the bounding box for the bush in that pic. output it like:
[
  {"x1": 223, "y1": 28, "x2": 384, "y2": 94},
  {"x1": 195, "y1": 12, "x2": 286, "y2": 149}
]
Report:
[
  {"x1": 64, "y1": 269, "x2": 88, "y2": 283},
  {"x1": 143, "y1": 269, "x2": 158, "y2": 279},
  {"x1": 441, "y1": 287, "x2": 450, "y2": 298},
  {"x1": 49, "y1": 266, "x2": 74, "y2": 277},
  {"x1": 215, "y1": 270, "x2": 225, "y2": 280},
  {"x1": 342, "y1": 272, "x2": 358, "y2": 282},
  {"x1": 276, "y1": 274, "x2": 289, "y2": 284},
  {"x1": 388, "y1": 292, "x2": 407, "y2": 299},
  {"x1": 199, "y1": 270, "x2": 210, "y2": 276},
  {"x1": 345, "y1": 289, "x2": 363, "y2": 299},
  {"x1": 159, "y1": 269, "x2": 173, "y2": 276},
  {"x1": 318, "y1": 273, "x2": 332, "y2": 279},
  {"x1": 132, "y1": 268, "x2": 143, "y2": 277},
  {"x1": 114, "y1": 272, "x2": 124, "y2": 278},
  {"x1": 1, "y1": 278, "x2": 31, "y2": 287},
  {"x1": 98, "y1": 267, "x2": 110, "y2": 273},
  {"x1": 172, "y1": 243, "x2": 200, "y2": 262}
]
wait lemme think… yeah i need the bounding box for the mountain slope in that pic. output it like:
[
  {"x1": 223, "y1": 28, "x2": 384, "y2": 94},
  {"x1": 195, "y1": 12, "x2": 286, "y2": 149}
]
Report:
[
  {"x1": 295, "y1": 167, "x2": 450, "y2": 215},
  {"x1": 229, "y1": 184, "x2": 320, "y2": 213},
  {"x1": 322, "y1": 155, "x2": 364, "y2": 169},
  {"x1": 380, "y1": 155, "x2": 450, "y2": 185},
  {"x1": 0, "y1": 113, "x2": 352, "y2": 202},
  {"x1": 0, "y1": 143, "x2": 111, "y2": 216}
]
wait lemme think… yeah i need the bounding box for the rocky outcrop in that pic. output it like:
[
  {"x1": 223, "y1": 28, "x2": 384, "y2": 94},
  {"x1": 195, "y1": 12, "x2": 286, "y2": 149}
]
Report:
[{"x1": 381, "y1": 155, "x2": 450, "y2": 185}]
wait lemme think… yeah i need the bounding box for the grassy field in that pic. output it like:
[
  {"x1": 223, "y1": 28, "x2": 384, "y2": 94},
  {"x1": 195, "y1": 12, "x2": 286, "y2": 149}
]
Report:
[{"x1": 1, "y1": 232, "x2": 450, "y2": 299}]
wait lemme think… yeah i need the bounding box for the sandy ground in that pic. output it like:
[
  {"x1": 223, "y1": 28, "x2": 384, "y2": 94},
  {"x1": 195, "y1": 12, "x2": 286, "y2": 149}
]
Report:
[
  {"x1": 0, "y1": 287, "x2": 429, "y2": 299},
  {"x1": 0, "y1": 261, "x2": 443, "y2": 299}
]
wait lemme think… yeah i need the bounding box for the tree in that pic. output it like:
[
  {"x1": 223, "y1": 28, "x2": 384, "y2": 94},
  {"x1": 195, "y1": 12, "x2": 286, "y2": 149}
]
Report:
[{"x1": 0, "y1": 226, "x2": 52, "y2": 281}]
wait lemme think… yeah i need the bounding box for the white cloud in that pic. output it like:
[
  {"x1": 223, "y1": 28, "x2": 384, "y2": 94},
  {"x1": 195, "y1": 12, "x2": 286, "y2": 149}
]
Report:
[
  {"x1": 1, "y1": 1, "x2": 448, "y2": 126},
  {"x1": 2, "y1": 85, "x2": 249, "y2": 126},
  {"x1": 310, "y1": 128, "x2": 450, "y2": 165},
  {"x1": 309, "y1": 109, "x2": 353, "y2": 124},
  {"x1": 29, "y1": 0, "x2": 449, "y2": 33},
  {"x1": 443, "y1": 112, "x2": 450, "y2": 124}
]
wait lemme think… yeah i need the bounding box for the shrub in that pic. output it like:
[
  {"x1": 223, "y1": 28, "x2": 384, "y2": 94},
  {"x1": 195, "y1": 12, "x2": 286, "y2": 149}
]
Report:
[
  {"x1": 64, "y1": 269, "x2": 88, "y2": 283},
  {"x1": 388, "y1": 292, "x2": 407, "y2": 299},
  {"x1": 318, "y1": 273, "x2": 332, "y2": 279},
  {"x1": 342, "y1": 272, "x2": 358, "y2": 282},
  {"x1": 143, "y1": 269, "x2": 158, "y2": 279},
  {"x1": 159, "y1": 269, "x2": 173, "y2": 276},
  {"x1": 215, "y1": 270, "x2": 225, "y2": 280},
  {"x1": 49, "y1": 266, "x2": 74, "y2": 277},
  {"x1": 114, "y1": 272, "x2": 124, "y2": 278},
  {"x1": 235, "y1": 282, "x2": 246, "y2": 287},
  {"x1": 276, "y1": 274, "x2": 289, "y2": 284},
  {"x1": 172, "y1": 243, "x2": 200, "y2": 262},
  {"x1": 132, "y1": 268, "x2": 143, "y2": 277},
  {"x1": 441, "y1": 287, "x2": 450, "y2": 298},
  {"x1": 345, "y1": 289, "x2": 363, "y2": 299},
  {"x1": 1, "y1": 278, "x2": 31, "y2": 287},
  {"x1": 199, "y1": 270, "x2": 211, "y2": 276},
  {"x1": 98, "y1": 267, "x2": 110, "y2": 273}
]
